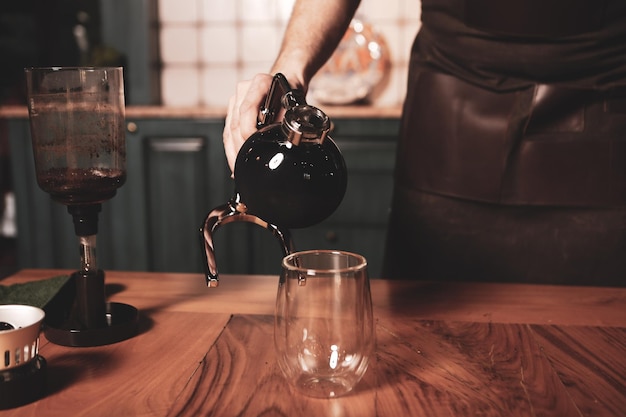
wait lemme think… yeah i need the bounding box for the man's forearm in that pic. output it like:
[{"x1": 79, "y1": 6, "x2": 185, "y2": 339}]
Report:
[{"x1": 271, "y1": 0, "x2": 361, "y2": 89}]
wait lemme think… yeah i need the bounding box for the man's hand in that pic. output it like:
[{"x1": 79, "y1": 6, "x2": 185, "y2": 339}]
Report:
[
  {"x1": 222, "y1": 0, "x2": 359, "y2": 174},
  {"x1": 223, "y1": 73, "x2": 274, "y2": 174}
]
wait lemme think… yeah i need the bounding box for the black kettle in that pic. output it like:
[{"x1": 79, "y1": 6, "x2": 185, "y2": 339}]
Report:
[{"x1": 200, "y1": 73, "x2": 348, "y2": 286}]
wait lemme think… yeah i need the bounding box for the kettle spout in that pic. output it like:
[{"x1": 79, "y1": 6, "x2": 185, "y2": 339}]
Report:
[
  {"x1": 200, "y1": 202, "x2": 233, "y2": 287},
  {"x1": 200, "y1": 193, "x2": 296, "y2": 287}
]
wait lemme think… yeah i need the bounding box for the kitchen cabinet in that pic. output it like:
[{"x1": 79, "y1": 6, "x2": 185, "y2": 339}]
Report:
[
  {"x1": 8, "y1": 116, "x2": 232, "y2": 274},
  {"x1": 7, "y1": 113, "x2": 398, "y2": 277}
]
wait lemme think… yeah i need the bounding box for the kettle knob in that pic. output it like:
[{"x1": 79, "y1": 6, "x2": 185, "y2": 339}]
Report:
[{"x1": 282, "y1": 104, "x2": 330, "y2": 145}]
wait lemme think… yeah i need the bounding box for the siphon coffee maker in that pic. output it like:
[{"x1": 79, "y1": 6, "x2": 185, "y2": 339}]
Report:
[
  {"x1": 25, "y1": 67, "x2": 138, "y2": 347},
  {"x1": 200, "y1": 73, "x2": 348, "y2": 286}
]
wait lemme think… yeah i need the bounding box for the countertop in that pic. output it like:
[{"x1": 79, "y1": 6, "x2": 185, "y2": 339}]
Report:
[
  {"x1": 1, "y1": 269, "x2": 625, "y2": 416},
  {"x1": 0, "y1": 105, "x2": 402, "y2": 120}
]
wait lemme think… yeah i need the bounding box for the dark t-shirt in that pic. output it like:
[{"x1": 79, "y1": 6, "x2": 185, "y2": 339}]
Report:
[{"x1": 412, "y1": 0, "x2": 626, "y2": 91}]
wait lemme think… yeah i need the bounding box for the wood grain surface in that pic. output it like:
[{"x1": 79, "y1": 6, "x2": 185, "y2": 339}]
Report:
[
  {"x1": 165, "y1": 315, "x2": 626, "y2": 417},
  {"x1": 5, "y1": 311, "x2": 230, "y2": 417},
  {"x1": 1, "y1": 270, "x2": 624, "y2": 416}
]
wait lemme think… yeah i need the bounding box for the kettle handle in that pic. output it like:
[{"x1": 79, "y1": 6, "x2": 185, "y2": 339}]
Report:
[{"x1": 257, "y1": 73, "x2": 306, "y2": 128}]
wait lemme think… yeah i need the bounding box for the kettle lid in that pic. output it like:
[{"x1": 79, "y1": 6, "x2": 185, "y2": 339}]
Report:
[{"x1": 282, "y1": 104, "x2": 330, "y2": 145}]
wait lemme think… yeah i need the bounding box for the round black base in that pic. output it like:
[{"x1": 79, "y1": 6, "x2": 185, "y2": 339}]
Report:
[
  {"x1": 44, "y1": 302, "x2": 138, "y2": 347},
  {"x1": 0, "y1": 356, "x2": 46, "y2": 409}
]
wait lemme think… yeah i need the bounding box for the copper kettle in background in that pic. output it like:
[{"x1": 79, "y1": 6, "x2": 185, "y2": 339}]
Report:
[{"x1": 200, "y1": 73, "x2": 348, "y2": 287}]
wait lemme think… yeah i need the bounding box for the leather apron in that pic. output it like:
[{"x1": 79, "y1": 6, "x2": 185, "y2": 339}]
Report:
[
  {"x1": 396, "y1": 72, "x2": 626, "y2": 207},
  {"x1": 382, "y1": 1, "x2": 626, "y2": 286}
]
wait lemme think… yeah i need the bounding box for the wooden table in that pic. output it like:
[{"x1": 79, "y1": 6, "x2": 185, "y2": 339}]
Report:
[{"x1": 1, "y1": 269, "x2": 625, "y2": 416}]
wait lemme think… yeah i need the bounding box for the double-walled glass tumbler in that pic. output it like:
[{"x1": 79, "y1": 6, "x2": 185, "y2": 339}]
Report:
[{"x1": 274, "y1": 250, "x2": 374, "y2": 398}]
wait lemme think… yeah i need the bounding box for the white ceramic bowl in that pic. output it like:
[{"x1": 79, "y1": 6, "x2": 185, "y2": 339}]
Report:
[{"x1": 0, "y1": 305, "x2": 45, "y2": 371}]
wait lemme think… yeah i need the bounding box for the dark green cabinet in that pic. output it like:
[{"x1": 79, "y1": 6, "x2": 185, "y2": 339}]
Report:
[{"x1": 8, "y1": 115, "x2": 398, "y2": 277}]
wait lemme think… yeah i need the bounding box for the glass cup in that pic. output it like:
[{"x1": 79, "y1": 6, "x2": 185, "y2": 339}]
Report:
[{"x1": 274, "y1": 250, "x2": 374, "y2": 398}]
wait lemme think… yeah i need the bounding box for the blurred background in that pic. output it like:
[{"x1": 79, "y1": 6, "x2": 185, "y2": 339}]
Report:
[
  {"x1": 0, "y1": 0, "x2": 420, "y2": 277},
  {"x1": 1, "y1": 0, "x2": 421, "y2": 108},
  {"x1": 158, "y1": 0, "x2": 421, "y2": 107}
]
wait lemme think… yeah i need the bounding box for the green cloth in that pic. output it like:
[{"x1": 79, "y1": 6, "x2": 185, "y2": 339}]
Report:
[{"x1": 0, "y1": 275, "x2": 70, "y2": 308}]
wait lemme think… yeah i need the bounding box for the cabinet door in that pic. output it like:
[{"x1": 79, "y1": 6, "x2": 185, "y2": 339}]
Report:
[{"x1": 122, "y1": 118, "x2": 234, "y2": 273}]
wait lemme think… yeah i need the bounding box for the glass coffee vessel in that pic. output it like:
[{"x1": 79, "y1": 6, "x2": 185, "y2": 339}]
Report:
[{"x1": 25, "y1": 67, "x2": 138, "y2": 347}]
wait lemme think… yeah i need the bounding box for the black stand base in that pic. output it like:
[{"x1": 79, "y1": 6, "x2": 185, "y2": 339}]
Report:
[
  {"x1": 43, "y1": 270, "x2": 139, "y2": 347},
  {"x1": 0, "y1": 356, "x2": 46, "y2": 409},
  {"x1": 44, "y1": 302, "x2": 138, "y2": 347}
]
